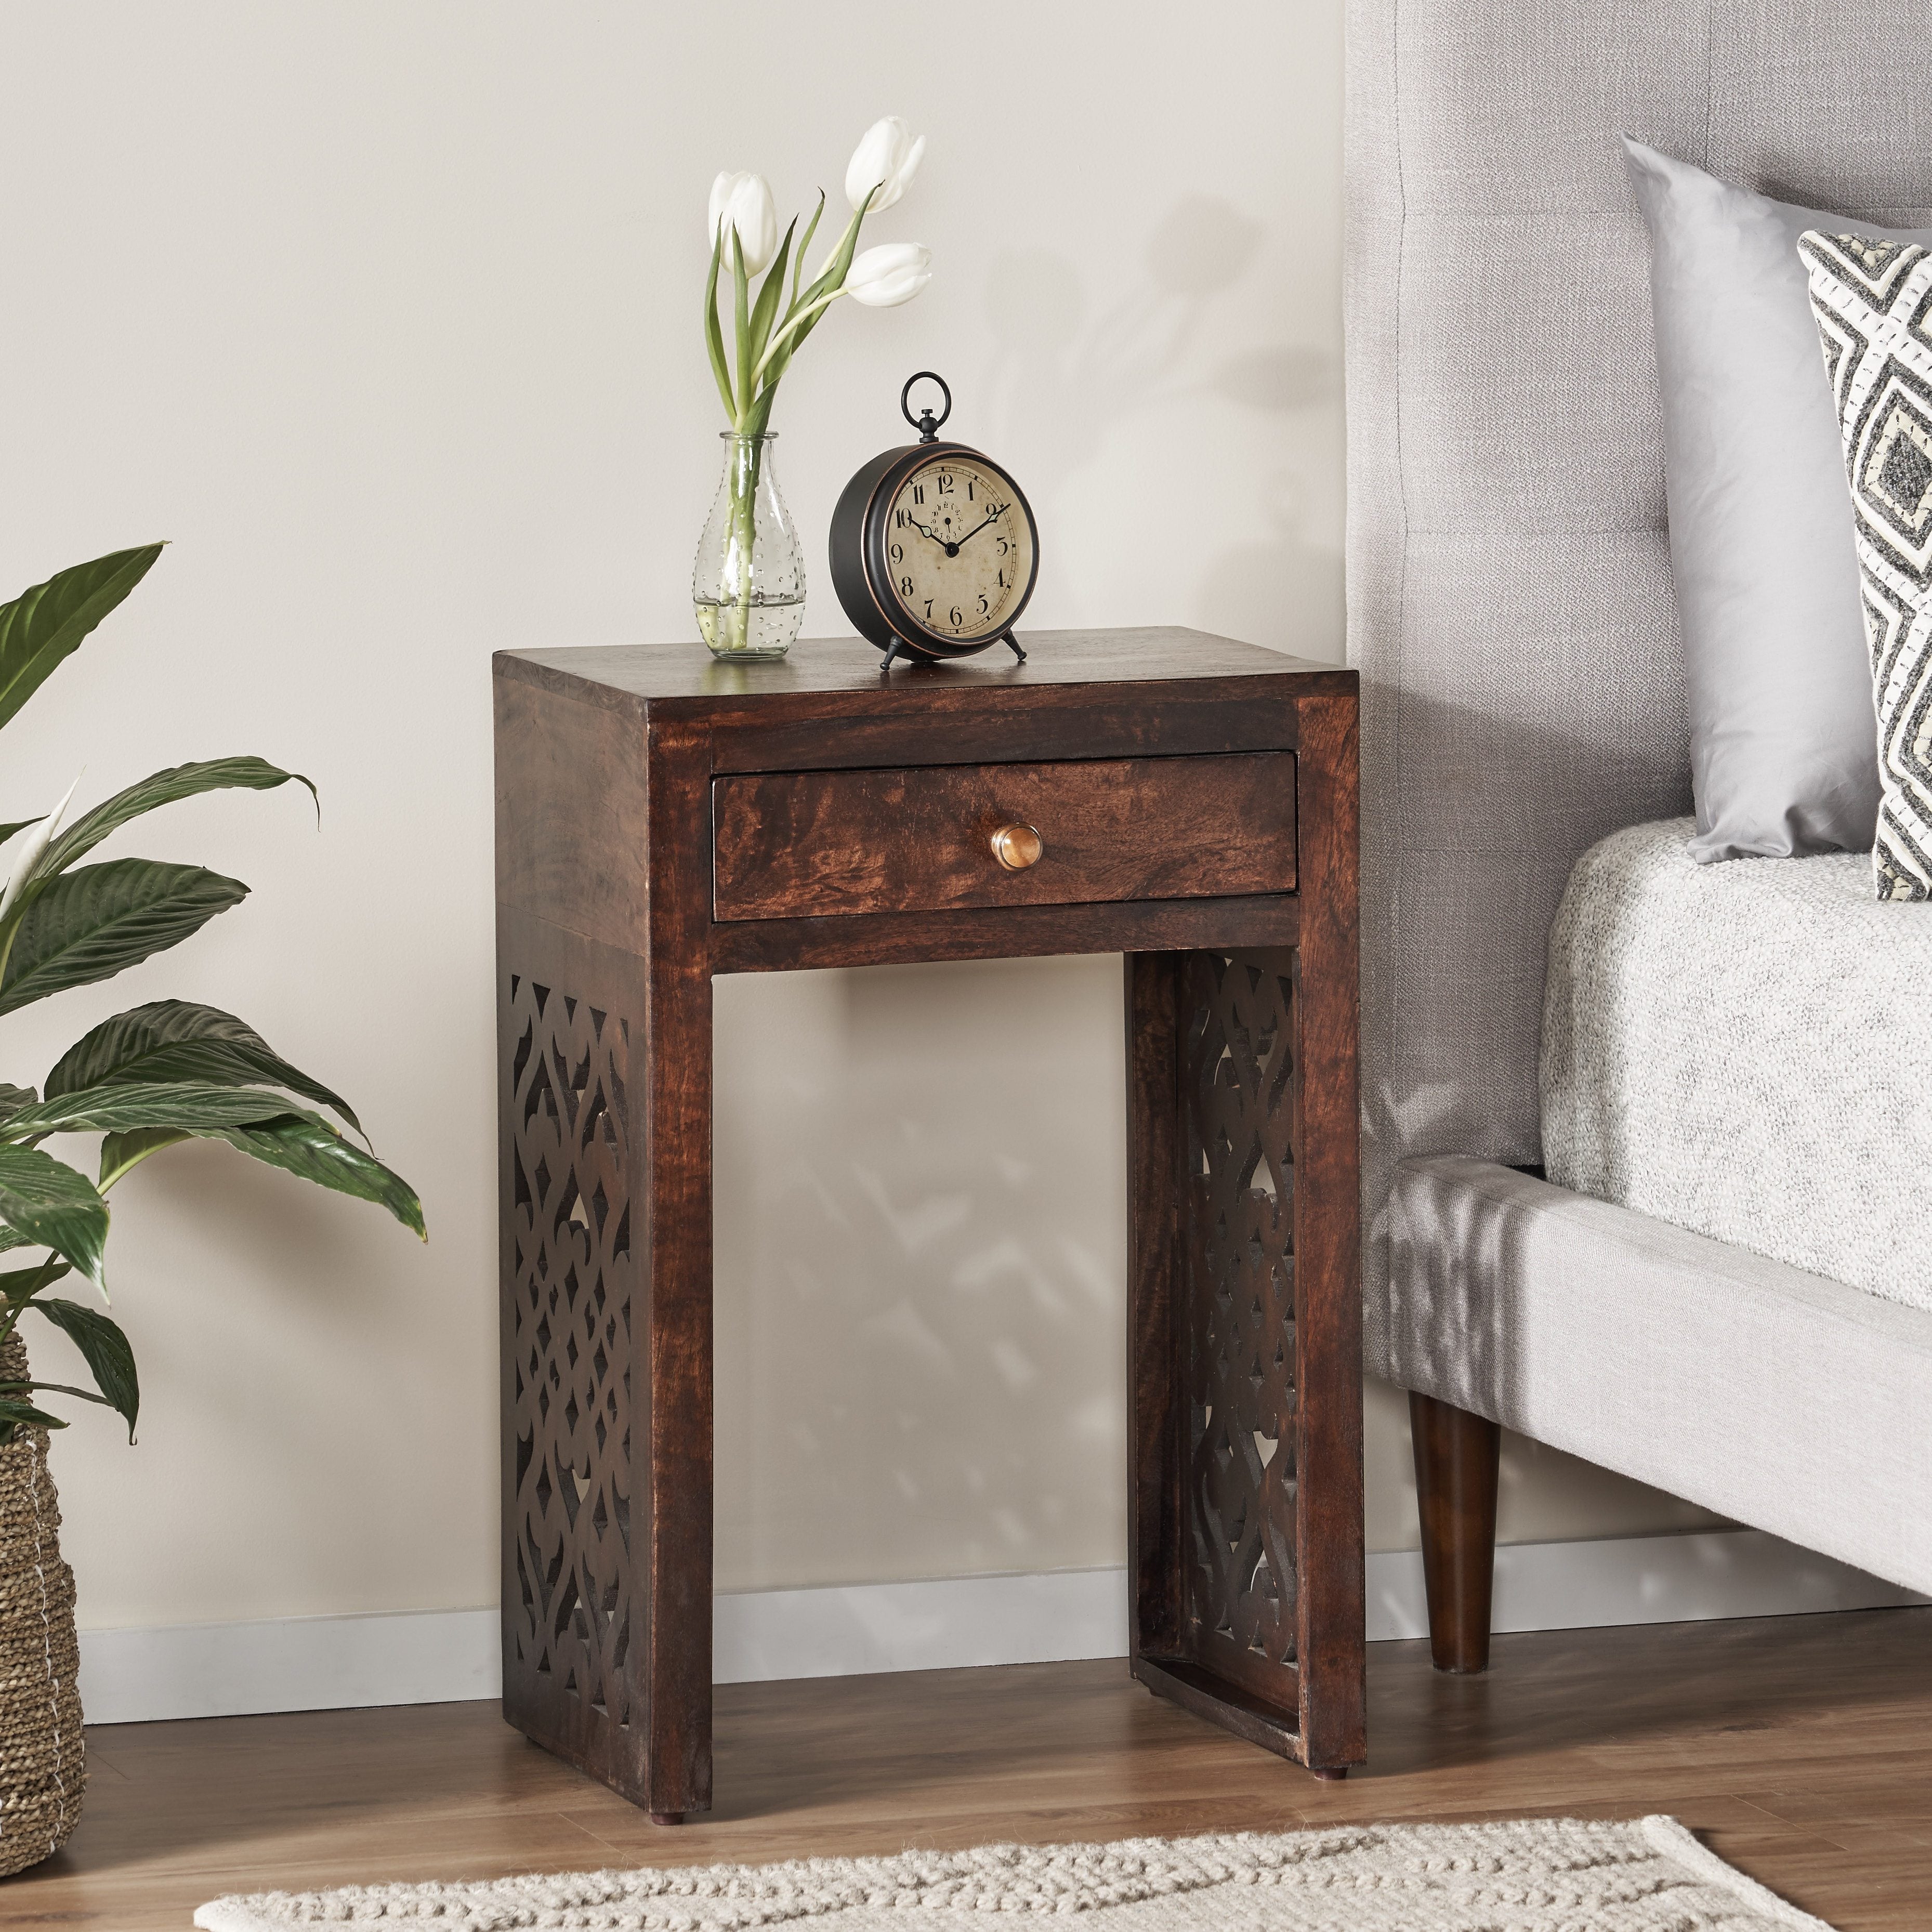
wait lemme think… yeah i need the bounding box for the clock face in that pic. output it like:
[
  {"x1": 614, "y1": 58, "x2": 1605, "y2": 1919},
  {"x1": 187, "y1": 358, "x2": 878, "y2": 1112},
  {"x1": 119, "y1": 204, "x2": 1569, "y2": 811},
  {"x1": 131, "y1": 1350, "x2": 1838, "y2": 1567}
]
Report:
[{"x1": 878, "y1": 455, "x2": 1035, "y2": 646}]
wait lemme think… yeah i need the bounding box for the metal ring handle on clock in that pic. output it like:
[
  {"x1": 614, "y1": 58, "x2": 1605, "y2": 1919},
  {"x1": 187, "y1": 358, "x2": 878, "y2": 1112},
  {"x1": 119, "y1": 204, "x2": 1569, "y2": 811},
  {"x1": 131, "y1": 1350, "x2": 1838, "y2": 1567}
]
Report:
[{"x1": 900, "y1": 371, "x2": 952, "y2": 443}]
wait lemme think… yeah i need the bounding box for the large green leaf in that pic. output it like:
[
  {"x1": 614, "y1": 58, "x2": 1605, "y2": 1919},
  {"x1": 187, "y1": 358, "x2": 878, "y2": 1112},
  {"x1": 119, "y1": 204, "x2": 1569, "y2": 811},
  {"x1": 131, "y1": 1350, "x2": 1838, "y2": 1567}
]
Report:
[
  {"x1": 207, "y1": 1112, "x2": 425, "y2": 1239},
  {"x1": 0, "y1": 1145, "x2": 108, "y2": 1287},
  {"x1": 0, "y1": 1261, "x2": 68, "y2": 1300},
  {"x1": 0, "y1": 545, "x2": 164, "y2": 734},
  {"x1": 37, "y1": 758, "x2": 314, "y2": 884},
  {"x1": 30, "y1": 1298, "x2": 137, "y2": 1437},
  {"x1": 5, "y1": 1081, "x2": 296, "y2": 1138},
  {"x1": 45, "y1": 1000, "x2": 361, "y2": 1134},
  {"x1": 0, "y1": 1397, "x2": 67, "y2": 1436},
  {"x1": 0, "y1": 1378, "x2": 112, "y2": 1408},
  {"x1": 97, "y1": 1127, "x2": 190, "y2": 1189},
  {"x1": 90, "y1": 1106, "x2": 422, "y2": 1236},
  {"x1": 0, "y1": 859, "x2": 247, "y2": 1015}
]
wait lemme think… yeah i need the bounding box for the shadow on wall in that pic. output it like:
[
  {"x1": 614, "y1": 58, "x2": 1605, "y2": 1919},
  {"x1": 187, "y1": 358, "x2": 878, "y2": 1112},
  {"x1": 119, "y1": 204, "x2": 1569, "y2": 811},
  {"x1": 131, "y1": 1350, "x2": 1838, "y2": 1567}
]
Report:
[
  {"x1": 977, "y1": 196, "x2": 1342, "y2": 647},
  {"x1": 712, "y1": 955, "x2": 1128, "y2": 1594}
]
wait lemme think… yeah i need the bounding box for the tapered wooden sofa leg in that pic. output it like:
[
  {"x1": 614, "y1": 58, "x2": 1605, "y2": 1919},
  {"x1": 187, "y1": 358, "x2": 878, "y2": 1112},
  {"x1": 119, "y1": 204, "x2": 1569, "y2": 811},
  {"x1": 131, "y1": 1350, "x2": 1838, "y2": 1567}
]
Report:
[{"x1": 1409, "y1": 1390, "x2": 1501, "y2": 1674}]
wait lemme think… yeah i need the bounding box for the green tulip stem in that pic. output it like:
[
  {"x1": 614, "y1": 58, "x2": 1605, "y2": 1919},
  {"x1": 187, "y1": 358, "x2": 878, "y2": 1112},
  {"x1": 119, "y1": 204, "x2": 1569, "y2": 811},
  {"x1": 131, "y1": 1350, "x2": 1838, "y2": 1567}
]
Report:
[
  {"x1": 699, "y1": 185, "x2": 880, "y2": 651},
  {"x1": 750, "y1": 288, "x2": 845, "y2": 385},
  {"x1": 725, "y1": 432, "x2": 761, "y2": 649}
]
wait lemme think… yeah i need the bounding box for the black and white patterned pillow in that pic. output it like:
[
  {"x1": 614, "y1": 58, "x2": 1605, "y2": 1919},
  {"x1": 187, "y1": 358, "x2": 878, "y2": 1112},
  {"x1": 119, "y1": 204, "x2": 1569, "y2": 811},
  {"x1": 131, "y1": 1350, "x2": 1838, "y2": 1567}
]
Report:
[{"x1": 1800, "y1": 230, "x2": 1932, "y2": 900}]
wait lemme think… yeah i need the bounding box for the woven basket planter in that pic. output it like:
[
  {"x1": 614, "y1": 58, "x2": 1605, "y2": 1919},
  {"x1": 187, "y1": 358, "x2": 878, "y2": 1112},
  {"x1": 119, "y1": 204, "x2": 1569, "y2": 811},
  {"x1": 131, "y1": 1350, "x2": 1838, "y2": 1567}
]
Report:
[{"x1": 0, "y1": 1335, "x2": 83, "y2": 1875}]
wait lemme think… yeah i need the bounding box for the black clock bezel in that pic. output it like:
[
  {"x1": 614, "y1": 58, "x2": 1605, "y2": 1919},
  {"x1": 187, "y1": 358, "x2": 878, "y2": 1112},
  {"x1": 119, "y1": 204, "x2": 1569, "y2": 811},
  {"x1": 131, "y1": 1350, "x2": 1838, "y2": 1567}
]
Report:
[{"x1": 829, "y1": 440, "x2": 1039, "y2": 661}]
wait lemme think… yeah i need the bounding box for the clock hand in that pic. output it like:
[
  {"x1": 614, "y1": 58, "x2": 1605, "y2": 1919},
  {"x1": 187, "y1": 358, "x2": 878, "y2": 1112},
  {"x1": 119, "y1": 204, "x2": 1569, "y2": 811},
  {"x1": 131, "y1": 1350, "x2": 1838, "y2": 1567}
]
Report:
[
  {"x1": 952, "y1": 504, "x2": 1008, "y2": 547},
  {"x1": 903, "y1": 515, "x2": 947, "y2": 546}
]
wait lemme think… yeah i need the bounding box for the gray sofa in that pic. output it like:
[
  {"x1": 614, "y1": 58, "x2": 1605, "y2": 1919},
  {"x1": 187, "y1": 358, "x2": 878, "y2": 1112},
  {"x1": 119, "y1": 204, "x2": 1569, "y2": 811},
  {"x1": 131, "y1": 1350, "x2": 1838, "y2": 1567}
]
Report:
[{"x1": 1347, "y1": 0, "x2": 1932, "y2": 1662}]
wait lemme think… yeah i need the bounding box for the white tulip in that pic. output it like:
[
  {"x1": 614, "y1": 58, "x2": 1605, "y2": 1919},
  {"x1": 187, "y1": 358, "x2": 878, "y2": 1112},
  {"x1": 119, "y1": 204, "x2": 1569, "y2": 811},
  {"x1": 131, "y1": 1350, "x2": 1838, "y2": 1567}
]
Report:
[
  {"x1": 0, "y1": 776, "x2": 80, "y2": 922},
  {"x1": 706, "y1": 169, "x2": 779, "y2": 275},
  {"x1": 844, "y1": 243, "x2": 932, "y2": 308},
  {"x1": 844, "y1": 117, "x2": 926, "y2": 213}
]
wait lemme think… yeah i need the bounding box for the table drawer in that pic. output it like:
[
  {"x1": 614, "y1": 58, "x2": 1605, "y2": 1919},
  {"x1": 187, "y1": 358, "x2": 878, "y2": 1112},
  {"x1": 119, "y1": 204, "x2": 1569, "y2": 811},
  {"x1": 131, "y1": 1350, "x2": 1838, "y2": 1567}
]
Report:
[{"x1": 712, "y1": 752, "x2": 1296, "y2": 922}]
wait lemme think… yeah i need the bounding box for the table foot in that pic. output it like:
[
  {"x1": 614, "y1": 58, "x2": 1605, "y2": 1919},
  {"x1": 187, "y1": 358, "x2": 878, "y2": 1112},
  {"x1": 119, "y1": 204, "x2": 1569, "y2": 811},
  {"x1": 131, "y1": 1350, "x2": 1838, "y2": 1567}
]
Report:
[
  {"x1": 1311, "y1": 1766, "x2": 1349, "y2": 1782},
  {"x1": 650, "y1": 1811, "x2": 688, "y2": 1826}
]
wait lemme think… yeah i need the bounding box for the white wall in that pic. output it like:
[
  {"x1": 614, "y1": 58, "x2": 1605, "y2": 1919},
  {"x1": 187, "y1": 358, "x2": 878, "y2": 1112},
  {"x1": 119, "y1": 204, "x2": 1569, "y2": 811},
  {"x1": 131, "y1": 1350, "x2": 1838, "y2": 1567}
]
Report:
[{"x1": 0, "y1": 0, "x2": 1712, "y2": 1645}]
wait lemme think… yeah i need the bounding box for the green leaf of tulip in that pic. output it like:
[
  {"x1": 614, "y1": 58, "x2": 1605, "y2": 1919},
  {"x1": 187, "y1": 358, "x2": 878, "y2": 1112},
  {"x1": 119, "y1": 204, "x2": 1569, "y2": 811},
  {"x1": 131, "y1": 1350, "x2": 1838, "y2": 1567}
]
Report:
[
  {"x1": 30, "y1": 1298, "x2": 138, "y2": 1437},
  {"x1": 0, "y1": 859, "x2": 248, "y2": 1016},
  {"x1": 746, "y1": 215, "x2": 797, "y2": 377},
  {"x1": 703, "y1": 230, "x2": 735, "y2": 420},
  {"x1": 792, "y1": 191, "x2": 824, "y2": 312},
  {"x1": 0, "y1": 1145, "x2": 109, "y2": 1288},
  {"x1": 0, "y1": 545, "x2": 164, "y2": 735},
  {"x1": 47, "y1": 1001, "x2": 362, "y2": 1135}
]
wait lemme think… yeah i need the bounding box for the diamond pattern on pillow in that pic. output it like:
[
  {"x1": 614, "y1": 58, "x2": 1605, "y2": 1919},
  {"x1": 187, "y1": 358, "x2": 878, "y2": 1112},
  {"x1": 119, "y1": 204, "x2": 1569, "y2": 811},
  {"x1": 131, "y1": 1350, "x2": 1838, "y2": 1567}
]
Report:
[{"x1": 1803, "y1": 230, "x2": 1932, "y2": 900}]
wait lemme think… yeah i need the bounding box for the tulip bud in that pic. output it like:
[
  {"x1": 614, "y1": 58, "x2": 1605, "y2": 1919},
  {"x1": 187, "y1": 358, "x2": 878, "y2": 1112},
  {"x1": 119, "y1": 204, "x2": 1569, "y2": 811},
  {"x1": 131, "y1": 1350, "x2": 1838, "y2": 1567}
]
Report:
[
  {"x1": 845, "y1": 117, "x2": 926, "y2": 214},
  {"x1": 844, "y1": 242, "x2": 932, "y2": 308},
  {"x1": 706, "y1": 169, "x2": 780, "y2": 276}
]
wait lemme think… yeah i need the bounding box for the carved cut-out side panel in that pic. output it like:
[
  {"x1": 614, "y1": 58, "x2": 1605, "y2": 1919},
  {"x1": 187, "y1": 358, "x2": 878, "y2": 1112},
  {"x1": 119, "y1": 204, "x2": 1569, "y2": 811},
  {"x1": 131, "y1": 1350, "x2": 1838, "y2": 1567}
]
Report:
[
  {"x1": 500, "y1": 942, "x2": 643, "y2": 1793},
  {"x1": 1178, "y1": 949, "x2": 1299, "y2": 1711}
]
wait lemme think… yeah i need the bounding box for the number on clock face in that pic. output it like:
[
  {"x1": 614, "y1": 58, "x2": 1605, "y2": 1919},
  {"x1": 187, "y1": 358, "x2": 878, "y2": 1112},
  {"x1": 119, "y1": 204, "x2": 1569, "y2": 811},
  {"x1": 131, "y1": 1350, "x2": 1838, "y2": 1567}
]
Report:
[{"x1": 884, "y1": 458, "x2": 1032, "y2": 642}]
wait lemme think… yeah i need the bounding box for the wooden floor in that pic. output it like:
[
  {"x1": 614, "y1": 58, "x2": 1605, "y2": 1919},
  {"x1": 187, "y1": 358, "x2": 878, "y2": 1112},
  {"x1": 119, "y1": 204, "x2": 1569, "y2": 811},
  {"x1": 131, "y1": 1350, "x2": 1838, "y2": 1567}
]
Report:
[{"x1": 6, "y1": 1608, "x2": 1930, "y2": 1929}]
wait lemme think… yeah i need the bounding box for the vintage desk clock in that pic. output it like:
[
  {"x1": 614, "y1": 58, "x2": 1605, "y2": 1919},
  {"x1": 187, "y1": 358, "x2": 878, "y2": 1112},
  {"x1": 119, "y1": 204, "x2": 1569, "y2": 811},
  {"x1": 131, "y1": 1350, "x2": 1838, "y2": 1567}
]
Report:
[{"x1": 829, "y1": 372, "x2": 1039, "y2": 669}]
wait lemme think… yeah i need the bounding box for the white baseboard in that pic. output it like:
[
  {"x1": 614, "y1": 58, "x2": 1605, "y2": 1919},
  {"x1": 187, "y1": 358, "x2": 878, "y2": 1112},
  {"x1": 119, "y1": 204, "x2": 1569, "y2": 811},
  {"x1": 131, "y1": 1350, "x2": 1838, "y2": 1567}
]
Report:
[
  {"x1": 77, "y1": 1528, "x2": 1926, "y2": 1725},
  {"x1": 712, "y1": 1566, "x2": 1127, "y2": 1684},
  {"x1": 1369, "y1": 1527, "x2": 1925, "y2": 1642},
  {"x1": 79, "y1": 1606, "x2": 502, "y2": 1726}
]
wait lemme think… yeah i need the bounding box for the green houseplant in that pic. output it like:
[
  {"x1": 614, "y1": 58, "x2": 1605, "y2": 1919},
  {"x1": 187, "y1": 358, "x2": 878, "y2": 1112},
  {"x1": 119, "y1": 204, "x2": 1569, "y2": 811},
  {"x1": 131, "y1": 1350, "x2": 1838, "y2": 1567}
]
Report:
[{"x1": 0, "y1": 541, "x2": 423, "y2": 1873}]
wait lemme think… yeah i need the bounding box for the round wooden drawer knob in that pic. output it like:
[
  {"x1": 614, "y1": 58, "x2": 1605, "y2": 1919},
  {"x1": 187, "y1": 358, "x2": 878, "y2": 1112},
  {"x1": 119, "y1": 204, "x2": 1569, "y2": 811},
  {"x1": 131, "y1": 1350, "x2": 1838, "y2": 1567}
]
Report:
[{"x1": 990, "y1": 823, "x2": 1043, "y2": 871}]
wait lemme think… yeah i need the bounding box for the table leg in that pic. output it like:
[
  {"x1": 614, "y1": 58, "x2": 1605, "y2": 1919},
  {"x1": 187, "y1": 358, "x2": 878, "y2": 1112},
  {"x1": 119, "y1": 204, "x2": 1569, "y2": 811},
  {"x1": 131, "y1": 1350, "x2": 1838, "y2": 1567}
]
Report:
[
  {"x1": 636, "y1": 723, "x2": 719, "y2": 1820},
  {"x1": 497, "y1": 900, "x2": 715, "y2": 1819},
  {"x1": 638, "y1": 925, "x2": 715, "y2": 1819},
  {"x1": 1125, "y1": 953, "x2": 1184, "y2": 1666},
  {"x1": 1124, "y1": 932, "x2": 1364, "y2": 1775}
]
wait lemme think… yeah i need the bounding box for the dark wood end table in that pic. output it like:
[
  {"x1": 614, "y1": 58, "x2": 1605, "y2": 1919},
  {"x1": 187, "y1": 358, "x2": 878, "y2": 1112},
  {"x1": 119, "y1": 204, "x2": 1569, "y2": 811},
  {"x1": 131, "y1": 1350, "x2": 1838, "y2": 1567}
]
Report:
[{"x1": 492, "y1": 627, "x2": 1364, "y2": 1820}]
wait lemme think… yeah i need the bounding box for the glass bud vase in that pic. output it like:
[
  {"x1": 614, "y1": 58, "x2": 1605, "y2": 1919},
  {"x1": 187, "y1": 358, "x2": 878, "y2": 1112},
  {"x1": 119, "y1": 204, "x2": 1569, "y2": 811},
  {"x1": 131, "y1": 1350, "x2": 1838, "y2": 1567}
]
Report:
[{"x1": 693, "y1": 431, "x2": 803, "y2": 661}]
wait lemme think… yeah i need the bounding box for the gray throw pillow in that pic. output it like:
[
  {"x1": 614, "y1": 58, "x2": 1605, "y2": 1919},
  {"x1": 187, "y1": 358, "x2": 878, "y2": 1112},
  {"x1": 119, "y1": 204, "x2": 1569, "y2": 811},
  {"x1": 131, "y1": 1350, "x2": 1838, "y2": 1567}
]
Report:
[
  {"x1": 1801, "y1": 231, "x2": 1932, "y2": 901},
  {"x1": 1623, "y1": 139, "x2": 1932, "y2": 863}
]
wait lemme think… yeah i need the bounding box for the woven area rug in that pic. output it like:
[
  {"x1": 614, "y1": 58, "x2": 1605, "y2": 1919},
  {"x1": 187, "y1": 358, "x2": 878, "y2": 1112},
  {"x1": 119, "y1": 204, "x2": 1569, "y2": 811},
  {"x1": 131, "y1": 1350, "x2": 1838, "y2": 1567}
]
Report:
[{"x1": 193, "y1": 1818, "x2": 1831, "y2": 1931}]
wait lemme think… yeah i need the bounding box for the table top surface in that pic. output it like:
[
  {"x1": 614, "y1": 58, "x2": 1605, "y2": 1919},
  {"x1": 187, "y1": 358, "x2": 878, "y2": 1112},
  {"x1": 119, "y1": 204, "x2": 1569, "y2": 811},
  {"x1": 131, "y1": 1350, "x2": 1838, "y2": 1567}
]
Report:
[{"x1": 496, "y1": 627, "x2": 1351, "y2": 714}]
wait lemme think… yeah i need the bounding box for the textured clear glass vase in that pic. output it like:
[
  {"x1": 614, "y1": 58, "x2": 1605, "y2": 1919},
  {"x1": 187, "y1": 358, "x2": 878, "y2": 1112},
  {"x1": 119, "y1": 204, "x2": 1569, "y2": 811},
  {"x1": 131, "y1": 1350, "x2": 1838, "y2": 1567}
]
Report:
[{"x1": 692, "y1": 431, "x2": 803, "y2": 661}]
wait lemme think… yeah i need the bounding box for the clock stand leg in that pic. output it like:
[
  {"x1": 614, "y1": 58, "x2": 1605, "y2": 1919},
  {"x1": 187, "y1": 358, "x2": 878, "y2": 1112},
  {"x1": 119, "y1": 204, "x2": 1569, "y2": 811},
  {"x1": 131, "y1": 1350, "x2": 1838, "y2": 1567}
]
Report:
[
  {"x1": 1004, "y1": 632, "x2": 1027, "y2": 663},
  {"x1": 879, "y1": 638, "x2": 905, "y2": 672}
]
